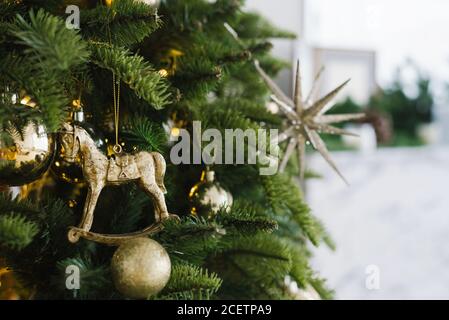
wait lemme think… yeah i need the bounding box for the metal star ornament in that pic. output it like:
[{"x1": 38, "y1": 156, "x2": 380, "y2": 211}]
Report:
[{"x1": 255, "y1": 60, "x2": 365, "y2": 184}]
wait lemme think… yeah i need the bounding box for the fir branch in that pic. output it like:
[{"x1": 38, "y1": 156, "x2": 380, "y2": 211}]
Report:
[
  {"x1": 247, "y1": 41, "x2": 273, "y2": 56},
  {"x1": 156, "y1": 263, "x2": 222, "y2": 300},
  {"x1": 10, "y1": 9, "x2": 88, "y2": 71},
  {"x1": 0, "y1": 214, "x2": 39, "y2": 251},
  {"x1": 123, "y1": 116, "x2": 167, "y2": 153},
  {"x1": 0, "y1": 1, "x2": 24, "y2": 22},
  {"x1": 90, "y1": 42, "x2": 171, "y2": 109},
  {"x1": 208, "y1": 234, "x2": 292, "y2": 299},
  {"x1": 1, "y1": 9, "x2": 88, "y2": 131},
  {"x1": 0, "y1": 192, "x2": 39, "y2": 216},
  {"x1": 162, "y1": 0, "x2": 241, "y2": 32},
  {"x1": 104, "y1": 186, "x2": 150, "y2": 234},
  {"x1": 200, "y1": 106, "x2": 258, "y2": 133},
  {"x1": 80, "y1": 0, "x2": 161, "y2": 47},
  {"x1": 287, "y1": 243, "x2": 313, "y2": 289},
  {"x1": 211, "y1": 98, "x2": 282, "y2": 126},
  {"x1": 155, "y1": 217, "x2": 225, "y2": 264},
  {"x1": 0, "y1": 194, "x2": 76, "y2": 279},
  {"x1": 0, "y1": 54, "x2": 69, "y2": 131},
  {"x1": 54, "y1": 257, "x2": 113, "y2": 300},
  {"x1": 207, "y1": 0, "x2": 242, "y2": 24},
  {"x1": 214, "y1": 203, "x2": 278, "y2": 234},
  {"x1": 309, "y1": 276, "x2": 335, "y2": 300},
  {"x1": 173, "y1": 60, "x2": 222, "y2": 99},
  {"x1": 221, "y1": 234, "x2": 291, "y2": 270},
  {"x1": 198, "y1": 106, "x2": 275, "y2": 164},
  {"x1": 37, "y1": 195, "x2": 77, "y2": 254},
  {"x1": 261, "y1": 174, "x2": 329, "y2": 246},
  {"x1": 218, "y1": 50, "x2": 251, "y2": 65}
]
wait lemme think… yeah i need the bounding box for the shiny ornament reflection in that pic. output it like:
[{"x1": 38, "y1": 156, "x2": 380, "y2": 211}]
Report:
[{"x1": 0, "y1": 122, "x2": 55, "y2": 186}]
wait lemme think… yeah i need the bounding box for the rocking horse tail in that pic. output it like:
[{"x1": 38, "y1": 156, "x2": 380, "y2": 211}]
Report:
[{"x1": 152, "y1": 152, "x2": 167, "y2": 194}]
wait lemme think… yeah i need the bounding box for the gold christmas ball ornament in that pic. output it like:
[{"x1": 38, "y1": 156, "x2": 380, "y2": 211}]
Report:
[
  {"x1": 189, "y1": 169, "x2": 233, "y2": 218},
  {"x1": 0, "y1": 122, "x2": 55, "y2": 186},
  {"x1": 111, "y1": 238, "x2": 171, "y2": 299}
]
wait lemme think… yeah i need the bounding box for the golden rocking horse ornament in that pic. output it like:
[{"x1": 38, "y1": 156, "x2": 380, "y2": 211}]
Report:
[{"x1": 59, "y1": 122, "x2": 177, "y2": 245}]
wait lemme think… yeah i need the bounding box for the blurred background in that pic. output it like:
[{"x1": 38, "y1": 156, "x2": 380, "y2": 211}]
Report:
[{"x1": 246, "y1": 0, "x2": 449, "y2": 299}]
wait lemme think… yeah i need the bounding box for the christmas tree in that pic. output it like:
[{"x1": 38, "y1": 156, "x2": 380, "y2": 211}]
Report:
[{"x1": 0, "y1": 0, "x2": 340, "y2": 300}]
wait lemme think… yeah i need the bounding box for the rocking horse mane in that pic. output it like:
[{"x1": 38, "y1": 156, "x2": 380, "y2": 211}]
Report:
[
  {"x1": 73, "y1": 124, "x2": 92, "y2": 143},
  {"x1": 69, "y1": 123, "x2": 99, "y2": 146}
]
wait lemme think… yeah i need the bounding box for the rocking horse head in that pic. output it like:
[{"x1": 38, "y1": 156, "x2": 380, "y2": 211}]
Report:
[{"x1": 59, "y1": 122, "x2": 82, "y2": 163}]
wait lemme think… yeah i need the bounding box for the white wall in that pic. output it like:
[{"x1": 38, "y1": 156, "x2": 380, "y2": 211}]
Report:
[
  {"x1": 245, "y1": 0, "x2": 303, "y2": 96},
  {"x1": 304, "y1": 0, "x2": 449, "y2": 142},
  {"x1": 305, "y1": 0, "x2": 449, "y2": 91},
  {"x1": 247, "y1": 0, "x2": 449, "y2": 95}
]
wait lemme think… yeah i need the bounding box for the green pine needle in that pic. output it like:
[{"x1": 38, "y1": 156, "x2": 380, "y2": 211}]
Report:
[
  {"x1": 90, "y1": 42, "x2": 171, "y2": 109},
  {"x1": 209, "y1": 233, "x2": 292, "y2": 299},
  {"x1": 156, "y1": 263, "x2": 222, "y2": 300},
  {"x1": 81, "y1": 0, "x2": 161, "y2": 47},
  {"x1": 10, "y1": 9, "x2": 88, "y2": 71},
  {"x1": 123, "y1": 117, "x2": 167, "y2": 153},
  {"x1": 214, "y1": 202, "x2": 278, "y2": 234},
  {"x1": 55, "y1": 257, "x2": 113, "y2": 300},
  {"x1": 0, "y1": 214, "x2": 39, "y2": 250},
  {"x1": 261, "y1": 174, "x2": 331, "y2": 246},
  {"x1": 155, "y1": 217, "x2": 224, "y2": 264},
  {"x1": 0, "y1": 192, "x2": 39, "y2": 216}
]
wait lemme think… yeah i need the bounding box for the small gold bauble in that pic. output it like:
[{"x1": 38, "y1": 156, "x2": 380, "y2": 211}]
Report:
[
  {"x1": 111, "y1": 238, "x2": 171, "y2": 299},
  {"x1": 189, "y1": 169, "x2": 233, "y2": 218},
  {"x1": 0, "y1": 122, "x2": 55, "y2": 186}
]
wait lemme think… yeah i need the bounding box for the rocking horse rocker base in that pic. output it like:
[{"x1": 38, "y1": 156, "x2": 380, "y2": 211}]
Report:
[
  {"x1": 67, "y1": 215, "x2": 179, "y2": 246},
  {"x1": 60, "y1": 122, "x2": 178, "y2": 246}
]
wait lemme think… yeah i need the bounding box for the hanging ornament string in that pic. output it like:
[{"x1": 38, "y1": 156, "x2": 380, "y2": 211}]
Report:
[
  {"x1": 112, "y1": 71, "x2": 121, "y2": 154},
  {"x1": 107, "y1": 21, "x2": 122, "y2": 154}
]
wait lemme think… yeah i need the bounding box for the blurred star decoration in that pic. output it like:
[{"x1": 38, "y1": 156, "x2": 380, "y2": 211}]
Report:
[
  {"x1": 223, "y1": 22, "x2": 365, "y2": 184},
  {"x1": 255, "y1": 60, "x2": 365, "y2": 184}
]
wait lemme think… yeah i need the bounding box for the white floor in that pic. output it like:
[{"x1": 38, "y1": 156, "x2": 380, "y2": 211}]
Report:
[{"x1": 307, "y1": 146, "x2": 449, "y2": 299}]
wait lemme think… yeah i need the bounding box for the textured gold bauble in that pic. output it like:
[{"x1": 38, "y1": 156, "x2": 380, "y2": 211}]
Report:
[
  {"x1": 0, "y1": 122, "x2": 55, "y2": 186},
  {"x1": 111, "y1": 238, "x2": 171, "y2": 299},
  {"x1": 189, "y1": 169, "x2": 233, "y2": 218}
]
